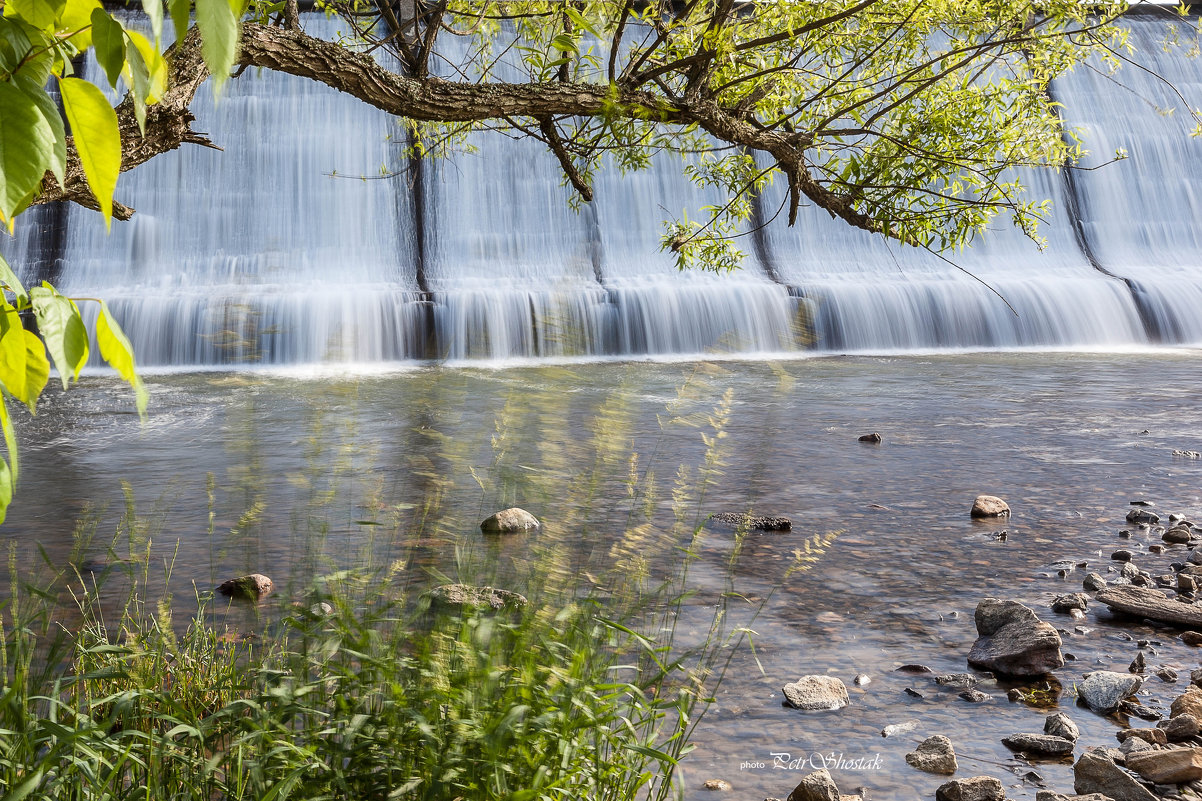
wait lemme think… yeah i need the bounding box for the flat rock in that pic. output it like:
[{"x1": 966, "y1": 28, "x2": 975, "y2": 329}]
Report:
[
  {"x1": 935, "y1": 776, "x2": 1005, "y2": 801},
  {"x1": 1046, "y1": 712, "x2": 1081, "y2": 742},
  {"x1": 1127, "y1": 509, "x2": 1161, "y2": 525},
  {"x1": 709, "y1": 512, "x2": 791, "y2": 531},
  {"x1": 1116, "y1": 728, "x2": 1166, "y2": 745},
  {"x1": 427, "y1": 583, "x2": 527, "y2": 610},
  {"x1": 1096, "y1": 585, "x2": 1202, "y2": 628},
  {"x1": 479, "y1": 507, "x2": 540, "y2": 533},
  {"x1": 1079, "y1": 671, "x2": 1143, "y2": 713},
  {"x1": 972, "y1": 495, "x2": 1011, "y2": 519},
  {"x1": 1003, "y1": 733, "x2": 1075, "y2": 756},
  {"x1": 783, "y1": 676, "x2": 849, "y2": 711},
  {"x1": 1125, "y1": 747, "x2": 1202, "y2": 784},
  {"x1": 1037, "y1": 794, "x2": 1122, "y2": 801},
  {"x1": 217, "y1": 573, "x2": 273, "y2": 600},
  {"x1": 906, "y1": 735, "x2": 957, "y2": 775},
  {"x1": 968, "y1": 599, "x2": 1063, "y2": 677},
  {"x1": 787, "y1": 769, "x2": 840, "y2": 801},
  {"x1": 1074, "y1": 749, "x2": 1158, "y2": 801},
  {"x1": 935, "y1": 673, "x2": 978, "y2": 689}
]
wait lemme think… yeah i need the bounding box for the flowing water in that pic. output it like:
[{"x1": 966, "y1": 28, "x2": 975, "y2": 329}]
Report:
[{"x1": 4, "y1": 352, "x2": 1202, "y2": 799}]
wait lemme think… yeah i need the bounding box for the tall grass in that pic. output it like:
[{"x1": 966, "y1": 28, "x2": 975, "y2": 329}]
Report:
[{"x1": 0, "y1": 365, "x2": 819, "y2": 800}]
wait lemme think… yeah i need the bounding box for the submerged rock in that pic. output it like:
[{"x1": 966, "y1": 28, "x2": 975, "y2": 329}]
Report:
[
  {"x1": 702, "y1": 779, "x2": 732, "y2": 791},
  {"x1": 905, "y1": 735, "x2": 957, "y2": 775},
  {"x1": 968, "y1": 598, "x2": 1063, "y2": 677},
  {"x1": 217, "y1": 573, "x2": 273, "y2": 601},
  {"x1": 782, "y1": 676, "x2": 849, "y2": 711},
  {"x1": 857, "y1": 433, "x2": 882, "y2": 443},
  {"x1": 427, "y1": 583, "x2": 528, "y2": 610},
  {"x1": 480, "y1": 507, "x2": 540, "y2": 533},
  {"x1": 1126, "y1": 509, "x2": 1161, "y2": 525},
  {"x1": 971, "y1": 495, "x2": 1011, "y2": 519},
  {"x1": 709, "y1": 512, "x2": 791, "y2": 531}
]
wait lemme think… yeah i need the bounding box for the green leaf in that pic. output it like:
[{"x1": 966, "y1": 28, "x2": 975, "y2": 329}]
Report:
[
  {"x1": 123, "y1": 34, "x2": 150, "y2": 133},
  {"x1": 549, "y1": 33, "x2": 577, "y2": 53},
  {"x1": 0, "y1": 765, "x2": 41, "y2": 801},
  {"x1": 96, "y1": 300, "x2": 147, "y2": 417},
  {"x1": 168, "y1": 0, "x2": 189, "y2": 47},
  {"x1": 90, "y1": 7, "x2": 126, "y2": 89},
  {"x1": 0, "y1": 253, "x2": 27, "y2": 301},
  {"x1": 30, "y1": 286, "x2": 87, "y2": 388},
  {"x1": 140, "y1": 0, "x2": 162, "y2": 45},
  {"x1": 58, "y1": 76, "x2": 121, "y2": 231},
  {"x1": 0, "y1": 79, "x2": 56, "y2": 231},
  {"x1": 0, "y1": 308, "x2": 31, "y2": 410},
  {"x1": 12, "y1": 74, "x2": 65, "y2": 187},
  {"x1": 57, "y1": 0, "x2": 102, "y2": 51},
  {"x1": 4, "y1": 0, "x2": 64, "y2": 32},
  {"x1": 196, "y1": 0, "x2": 238, "y2": 96}
]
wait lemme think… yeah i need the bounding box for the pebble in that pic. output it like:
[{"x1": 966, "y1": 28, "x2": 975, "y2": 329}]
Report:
[
  {"x1": 702, "y1": 779, "x2": 731, "y2": 791},
  {"x1": 959, "y1": 689, "x2": 989, "y2": 703}
]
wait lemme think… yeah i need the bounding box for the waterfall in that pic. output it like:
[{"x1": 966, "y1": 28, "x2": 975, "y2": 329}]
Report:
[{"x1": 2, "y1": 14, "x2": 1201, "y2": 367}]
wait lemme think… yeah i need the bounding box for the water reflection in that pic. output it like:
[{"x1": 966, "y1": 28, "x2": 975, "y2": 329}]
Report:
[{"x1": 4, "y1": 352, "x2": 1202, "y2": 799}]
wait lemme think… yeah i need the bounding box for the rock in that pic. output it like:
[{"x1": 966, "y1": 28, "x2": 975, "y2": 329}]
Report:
[
  {"x1": 1156, "y1": 667, "x2": 1178, "y2": 683},
  {"x1": 904, "y1": 687, "x2": 924, "y2": 698},
  {"x1": 1116, "y1": 728, "x2": 1167, "y2": 746},
  {"x1": 960, "y1": 689, "x2": 989, "y2": 703},
  {"x1": 1046, "y1": 712, "x2": 1081, "y2": 742},
  {"x1": 858, "y1": 433, "x2": 882, "y2": 443},
  {"x1": 1112, "y1": 550, "x2": 1134, "y2": 562},
  {"x1": 427, "y1": 583, "x2": 527, "y2": 610},
  {"x1": 703, "y1": 779, "x2": 732, "y2": 791},
  {"x1": 895, "y1": 664, "x2": 934, "y2": 673},
  {"x1": 1192, "y1": 668, "x2": 1202, "y2": 687},
  {"x1": 935, "y1": 673, "x2": 978, "y2": 689},
  {"x1": 709, "y1": 512, "x2": 791, "y2": 532},
  {"x1": 1171, "y1": 686, "x2": 1202, "y2": 720},
  {"x1": 1053, "y1": 593, "x2": 1090, "y2": 613},
  {"x1": 935, "y1": 776, "x2": 1005, "y2": 801},
  {"x1": 1096, "y1": 586, "x2": 1202, "y2": 628},
  {"x1": 1164, "y1": 713, "x2": 1199, "y2": 741},
  {"x1": 882, "y1": 719, "x2": 920, "y2": 737},
  {"x1": 853, "y1": 673, "x2": 870, "y2": 686},
  {"x1": 782, "y1": 676, "x2": 849, "y2": 711},
  {"x1": 1078, "y1": 671, "x2": 1143, "y2": 712},
  {"x1": 479, "y1": 507, "x2": 540, "y2": 533},
  {"x1": 1181, "y1": 631, "x2": 1202, "y2": 646},
  {"x1": 968, "y1": 599, "x2": 1063, "y2": 677},
  {"x1": 1119, "y1": 562, "x2": 1140, "y2": 580},
  {"x1": 1129, "y1": 652, "x2": 1146, "y2": 674},
  {"x1": 787, "y1": 769, "x2": 840, "y2": 801},
  {"x1": 1037, "y1": 794, "x2": 1120, "y2": 801},
  {"x1": 1002, "y1": 733, "x2": 1075, "y2": 757},
  {"x1": 1084, "y1": 573, "x2": 1108, "y2": 592},
  {"x1": 1127, "y1": 509, "x2": 1161, "y2": 525},
  {"x1": 906, "y1": 735, "x2": 958, "y2": 775},
  {"x1": 1074, "y1": 749, "x2": 1158, "y2": 801},
  {"x1": 1165, "y1": 528, "x2": 1192, "y2": 544},
  {"x1": 217, "y1": 573, "x2": 273, "y2": 600},
  {"x1": 1125, "y1": 748, "x2": 1202, "y2": 784},
  {"x1": 971, "y1": 495, "x2": 1011, "y2": 519},
  {"x1": 1121, "y1": 701, "x2": 1161, "y2": 721},
  {"x1": 1119, "y1": 736, "x2": 1154, "y2": 755}
]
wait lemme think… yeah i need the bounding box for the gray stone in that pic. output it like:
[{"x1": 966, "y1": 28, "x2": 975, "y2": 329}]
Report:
[
  {"x1": 1120, "y1": 737, "x2": 1155, "y2": 755},
  {"x1": 427, "y1": 583, "x2": 528, "y2": 610},
  {"x1": 881, "y1": 719, "x2": 920, "y2": 737},
  {"x1": 703, "y1": 779, "x2": 732, "y2": 791},
  {"x1": 972, "y1": 496, "x2": 1011, "y2": 519},
  {"x1": 217, "y1": 573, "x2": 273, "y2": 600},
  {"x1": 1165, "y1": 528, "x2": 1192, "y2": 544},
  {"x1": 968, "y1": 599, "x2": 1063, "y2": 677},
  {"x1": 906, "y1": 735, "x2": 957, "y2": 775},
  {"x1": 1046, "y1": 712, "x2": 1081, "y2": 742},
  {"x1": 960, "y1": 689, "x2": 990, "y2": 703},
  {"x1": 479, "y1": 507, "x2": 540, "y2": 533},
  {"x1": 935, "y1": 673, "x2": 978, "y2": 689},
  {"x1": 1078, "y1": 672, "x2": 1143, "y2": 713},
  {"x1": 787, "y1": 769, "x2": 840, "y2": 801},
  {"x1": 1084, "y1": 573, "x2": 1109, "y2": 592},
  {"x1": 1116, "y1": 728, "x2": 1167, "y2": 746},
  {"x1": 782, "y1": 676, "x2": 849, "y2": 711},
  {"x1": 935, "y1": 776, "x2": 1005, "y2": 801},
  {"x1": 1036, "y1": 794, "x2": 1119, "y2": 801},
  {"x1": 1002, "y1": 733, "x2": 1075, "y2": 756},
  {"x1": 1074, "y1": 749, "x2": 1157, "y2": 801},
  {"x1": 1127, "y1": 509, "x2": 1161, "y2": 525},
  {"x1": 1053, "y1": 593, "x2": 1090, "y2": 613}
]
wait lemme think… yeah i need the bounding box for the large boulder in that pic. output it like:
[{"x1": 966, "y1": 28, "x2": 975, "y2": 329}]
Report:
[
  {"x1": 782, "y1": 676, "x2": 849, "y2": 711},
  {"x1": 1078, "y1": 671, "x2": 1143, "y2": 713},
  {"x1": 971, "y1": 495, "x2": 1011, "y2": 519},
  {"x1": 480, "y1": 507, "x2": 540, "y2": 533},
  {"x1": 967, "y1": 599, "x2": 1063, "y2": 676},
  {"x1": 905, "y1": 735, "x2": 957, "y2": 775},
  {"x1": 427, "y1": 583, "x2": 527, "y2": 610}
]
